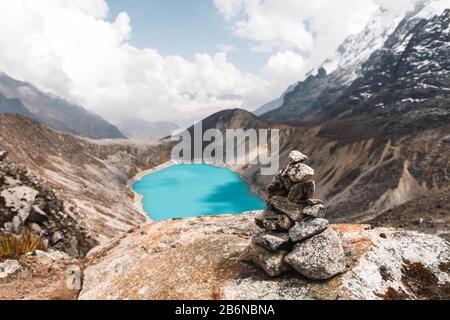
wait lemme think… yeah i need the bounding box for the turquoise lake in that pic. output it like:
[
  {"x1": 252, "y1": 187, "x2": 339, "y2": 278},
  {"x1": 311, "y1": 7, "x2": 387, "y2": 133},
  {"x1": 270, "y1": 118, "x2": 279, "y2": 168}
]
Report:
[{"x1": 132, "y1": 164, "x2": 266, "y2": 221}]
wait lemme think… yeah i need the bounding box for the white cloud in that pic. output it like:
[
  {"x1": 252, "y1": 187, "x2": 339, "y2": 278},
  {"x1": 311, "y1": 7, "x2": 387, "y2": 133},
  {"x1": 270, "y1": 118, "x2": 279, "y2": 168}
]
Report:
[
  {"x1": 263, "y1": 50, "x2": 304, "y2": 90},
  {"x1": 215, "y1": 0, "x2": 437, "y2": 94},
  {"x1": 0, "y1": 0, "x2": 271, "y2": 124},
  {"x1": 0, "y1": 0, "x2": 438, "y2": 124}
]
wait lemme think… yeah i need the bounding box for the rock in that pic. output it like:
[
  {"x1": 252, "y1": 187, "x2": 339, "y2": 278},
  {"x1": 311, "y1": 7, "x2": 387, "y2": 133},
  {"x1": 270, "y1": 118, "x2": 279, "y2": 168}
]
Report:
[
  {"x1": 28, "y1": 205, "x2": 49, "y2": 224},
  {"x1": 242, "y1": 244, "x2": 289, "y2": 277},
  {"x1": 285, "y1": 228, "x2": 346, "y2": 280},
  {"x1": 303, "y1": 204, "x2": 326, "y2": 218},
  {"x1": 305, "y1": 199, "x2": 324, "y2": 206},
  {"x1": 52, "y1": 231, "x2": 63, "y2": 244},
  {"x1": 289, "y1": 218, "x2": 329, "y2": 243},
  {"x1": 266, "y1": 172, "x2": 288, "y2": 197},
  {"x1": 268, "y1": 196, "x2": 305, "y2": 222},
  {"x1": 288, "y1": 151, "x2": 308, "y2": 163},
  {"x1": 0, "y1": 151, "x2": 7, "y2": 161},
  {"x1": 252, "y1": 231, "x2": 291, "y2": 251},
  {"x1": 256, "y1": 210, "x2": 294, "y2": 231},
  {"x1": 288, "y1": 181, "x2": 315, "y2": 204},
  {"x1": 79, "y1": 213, "x2": 450, "y2": 300},
  {"x1": 286, "y1": 163, "x2": 314, "y2": 183},
  {"x1": 277, "y1": 214, "x2": 294, "y2": 230},
  {"x1": 1, "y1": 186, "x2": 39, "y2": 230},
  {"x1": 0, "y1": 260, "x2": 21, "y2": 279},
  {"x1": 67, "y1": 237, "x2": 80, "y2": 257},
  {"x1": 29, "y1": 222, "x2": 44, "y2": 235},
  {"x1": 262, "y1": 214, "x2": 294, "y2": 231},
  {"x1": 255, "y1": 210, "x2": 278, "y2": 229}
]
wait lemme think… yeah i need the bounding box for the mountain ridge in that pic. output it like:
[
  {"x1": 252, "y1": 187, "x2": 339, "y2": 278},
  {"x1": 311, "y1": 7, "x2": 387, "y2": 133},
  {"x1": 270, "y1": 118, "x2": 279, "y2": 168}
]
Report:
[{"x1": 0, "y1": 72, "x2": 126, "y2": 140}]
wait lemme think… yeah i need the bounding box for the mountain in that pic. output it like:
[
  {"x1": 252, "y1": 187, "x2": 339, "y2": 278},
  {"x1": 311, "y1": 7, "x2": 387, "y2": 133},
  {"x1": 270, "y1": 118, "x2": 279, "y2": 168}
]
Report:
[
  {"x1": 253, "y1": 83, "x2": 297, "y2": 116},
  {"x1": 158, "y1": 4, "x2": 450, "y2": 235},
  {"x1": 0, "y1": 114, "x2": 170, "y2": 240},
  {"x1": 0, "y1": 92, "x2": 35, "y2": 118},
  {"x1": 262, "y1": 1, "x2": 449, "y2": 124},
  {"x1": 115, "y1": 117, "x2": 179, "y2": 141},
  {"x1": 0, "y1": 72, "x2": 126, "y2": 139}
]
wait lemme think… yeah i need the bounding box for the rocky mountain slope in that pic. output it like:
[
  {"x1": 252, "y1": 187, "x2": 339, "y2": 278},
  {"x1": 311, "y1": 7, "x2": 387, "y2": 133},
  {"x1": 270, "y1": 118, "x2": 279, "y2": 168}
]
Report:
[
  {"x1": 79, "y1": 212, "x2": 450, "y2": 300},
  {"x1": 224, "y1": 4, "x2": 450, "y2": 234},
  {"x1": 0, "y1": 72, "x2": 125, "y2": 140},
  {"x1": 0, "y1": 114, "x2": 170, "y2": 241},
  {"x1": 179, "y1": 106, "x2": 449, "y2": 240},
  {"x1": 262, "y1": 1, "x2": 449, "y2": 124},
  {"x1": 0, "y1": 152, "x2": 97, "y2": 257}
]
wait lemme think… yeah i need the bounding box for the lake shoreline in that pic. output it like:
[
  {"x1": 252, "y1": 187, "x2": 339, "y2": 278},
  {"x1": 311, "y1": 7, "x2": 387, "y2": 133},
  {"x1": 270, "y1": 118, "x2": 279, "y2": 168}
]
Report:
[{"x1": 128, "y1": 161, "x2": 265, "y2": 221}]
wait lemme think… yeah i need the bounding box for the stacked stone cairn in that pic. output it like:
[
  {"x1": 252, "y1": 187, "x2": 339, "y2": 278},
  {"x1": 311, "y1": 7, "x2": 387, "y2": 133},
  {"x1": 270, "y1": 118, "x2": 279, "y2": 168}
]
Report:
[{"x1": 243, "y1": 150, "x2": 346, "y2": 280}]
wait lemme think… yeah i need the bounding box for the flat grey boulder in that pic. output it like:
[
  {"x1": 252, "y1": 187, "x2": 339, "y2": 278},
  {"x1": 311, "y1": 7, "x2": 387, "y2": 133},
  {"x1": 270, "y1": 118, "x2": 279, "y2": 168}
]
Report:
[
  {"x1": 285, "y1": 228, "x2": 346, "y2": 280},
  {"x1": 0, "y1": 260, "x2": 21, "y2": 279},
  {"x1": 289, "y1": 218, "x2": 329, "y2": 243},
  {"x1": 79, "y1": 213, "x2": 450, "y2": 300},
  {"x1": 268, "y1": 196, "x2": 305, "y2": 222},
  {"x1": 252, "y1": 231, "x2": 291, "y2": 251},
  {"x1": 242, "y1": 244, "x2": 289, "y2": 277},
  {"x1": 303, "y1": 204, "x2": 326, "y2": 218},
  {"x1": 1, "y1": 186, "x2": 38, "y2": 232}
]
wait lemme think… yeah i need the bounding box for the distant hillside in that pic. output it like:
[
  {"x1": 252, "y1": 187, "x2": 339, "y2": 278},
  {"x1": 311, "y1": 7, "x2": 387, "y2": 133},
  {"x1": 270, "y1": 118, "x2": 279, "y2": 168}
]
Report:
[
  {"x1": 0, "y1": 72, "x2": 126, "y2": 139},
  {"x1": 0, "y1": 113, "x2": 170, "y2": 240},
  {"x1": 253, "y1": 83, "x2": 297, "y2": 116},
  {"x1": 0, "y1": 91, "x2": 35, "y2": 118},
  {"x1": 116, "y1": 117, "x2": 179, "y2": 141}
]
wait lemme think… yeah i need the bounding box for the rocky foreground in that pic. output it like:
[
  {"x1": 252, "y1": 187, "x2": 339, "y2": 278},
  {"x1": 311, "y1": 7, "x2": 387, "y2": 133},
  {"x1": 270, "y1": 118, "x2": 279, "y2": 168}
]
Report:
[{"x1": 79, "y1": 212, "x2": 450, "y2": 300}]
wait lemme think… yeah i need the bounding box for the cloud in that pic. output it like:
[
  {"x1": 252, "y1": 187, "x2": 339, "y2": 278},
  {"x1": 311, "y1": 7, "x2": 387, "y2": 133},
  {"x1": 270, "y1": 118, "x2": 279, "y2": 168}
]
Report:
[
  {"x1": 0, "y1": 0, "x2": 437, "y2": 125},
  {"x1": 0, "y1": 0, "x2": 270, "y2": 125},
  {"x1": 263, "y1": 50, "x2": 304, "y2": 89}
]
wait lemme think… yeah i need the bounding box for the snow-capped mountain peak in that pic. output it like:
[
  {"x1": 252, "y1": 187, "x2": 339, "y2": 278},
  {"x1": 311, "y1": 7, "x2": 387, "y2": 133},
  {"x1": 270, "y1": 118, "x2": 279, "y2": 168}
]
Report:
[{"x1": 322, "y1": 0, "x2": 448, "y2": 82}]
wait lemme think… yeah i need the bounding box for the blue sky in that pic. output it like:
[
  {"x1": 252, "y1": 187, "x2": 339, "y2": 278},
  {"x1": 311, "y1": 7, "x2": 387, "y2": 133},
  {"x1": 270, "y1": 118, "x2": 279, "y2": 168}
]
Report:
[{"x1": 107, "y1": 0, "x2": 269, "y2": 73}]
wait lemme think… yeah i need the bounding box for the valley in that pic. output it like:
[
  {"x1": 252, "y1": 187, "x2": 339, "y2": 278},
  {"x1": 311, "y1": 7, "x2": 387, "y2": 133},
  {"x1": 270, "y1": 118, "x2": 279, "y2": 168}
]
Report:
[{"x1": 0, "y1": 0, "x2": 449, "y2": 301}]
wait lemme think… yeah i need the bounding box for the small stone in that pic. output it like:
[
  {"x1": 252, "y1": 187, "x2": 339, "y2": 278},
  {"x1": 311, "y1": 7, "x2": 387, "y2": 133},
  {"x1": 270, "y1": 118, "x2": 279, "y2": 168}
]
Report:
[
  {"x1": 0, "y1": 260, "x2": 21, "y2": 279},
  {"x1": 52, "y1": 231, "x2": 63, "y2": 244},
  {"x1": 261, "y1": 214, "x2": 294, "y2": 231},
  {"x1": 305, "y1": 199, "x2": 324, "y2": 206},
  {"x1": 268, "y1": 196, "x2": 305, "y2": 222},
  {"x1": 29, "y1": 222, "x2": 44, "y2": 235},
  {"x1": 242, "y1": 244, "x2": 289, "y2": 277},
  {"x1": 288, "y1": 181, "x2": 316, "y2": 204},
  {"x1": 285, "y1": 229, "x2": 346, "y2": 280},
  {"x1": 289, "y1": 218, "x2": 329, "y2": 243},
  {"x1": 288, "y1": 151, "x2": 308, "y2": 164},
  {"x1": 303, "y1": 204, "x2": 326, "y2": 218},
  {"x1": 255, "y1": 210, "x2": 278, "y2": 229},
  {"x1": 28, "y1": 205, "x2": 49, "y2": 224},
  {"x1": 67, "y1": 237, "x2": 80, "y2": 257},
  {"x1": 252, "y1": 231, "x2": 291, "y2": 251},
  {"x1": 266, "y1": 172, "x2": 288, "y2": 197},
  {"x1": 0, "y1": 151, "x2": 8, "y2": 161},
  {"x1": 286, "y1": 163, "x2": 315, "y2": 183},
  {"x1": 277, "y1": 214, "x2": 295, "y2": 230}
]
